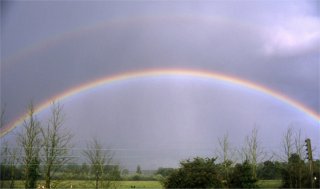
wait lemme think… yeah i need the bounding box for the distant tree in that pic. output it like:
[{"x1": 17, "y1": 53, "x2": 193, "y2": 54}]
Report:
[
  {"x1": 136, "y1": 165, "x2": 142, "y2": 174},
  {"x1": 80, "y1": 163, "x2": 90, "y2": 178},
  {"x1": 104, "y1": 165, "x2": 121, "y2": 181},
  {"x1": 229, "y1": 160, "x2": 258, "y2": 188},
  {"x1": 163, "y1": 157, "x2": 222, "y2": 188},
  {"x1": 41, "y1": 102, "x2": 73, "y2": 188},
  {"x1": 83, "y1": 139, "x2": 113, "y2": 189},
  {"x1": 121, "y1": 169, "x2": 129, "y2": 176},
  {"x1": 18, "y1": 103, "x2": 42, "y2": 189}
]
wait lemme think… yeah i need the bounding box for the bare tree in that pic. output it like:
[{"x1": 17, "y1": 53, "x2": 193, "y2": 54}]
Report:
[
  {"x1": 217, "y1": 133, "x2": 234, "y2": 185},
  {"x1": 41, "y1": 102, "x2": 73, "y2": 188},
  {"x1": 83, "y1": 138, "x2": 113, "y2": 189},
  {"x1": 244, "y1": 126, "x2": 264, "y2": 179},
  {"x1": 282, "y1": 126, "x2": 294, "y2": 162},
  {"x1": 281, "y1": 126, "x2": 306, "y2": 188},
  {"x1": 294, "y1": 128, "x2": 304, "y2": 159},
  {"x1": 294, "y1": 129, "x2": 304, "y2": 188},
  {"x1": 281, "y1": 127, "x2": 304, "y2": 188},
  {"x1": 18, "y1": 103, "x2": 42, "y2": 189}
]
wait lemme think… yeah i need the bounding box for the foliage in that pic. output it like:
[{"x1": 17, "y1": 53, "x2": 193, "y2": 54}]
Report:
[
  {"x1": 163, "y1": 157, "x2": 222, "y2": 188},
  {"x1": 104, "y1": 165, "x2": 121, "y2": 181},
  {"x1": 257, "y1": 160, "x2": 282, "y2": 180},
  {"x1": 281, "y1": 153, "x2": 304, "y2": 188},
  {"x1": 216, "y1": 159, "x2": 233, "y2": 187},
  {"x1": 313, "y1": 160, "x2": 320, "y2": 188},
  {"x1": 0, "y1": 142, "x2": 21, "y2": 188},
  {"x1": 155, "y1": 167, "x2": 175, "y2": 177},
  {"x1": 280, "y1": 153, "x2": 318, "y2": 188},
  {"x1": 229, "y1": 160, "x2": 258, "y2": 188},
  {"x1": 217, "y1": 133, "x2": 234, "y2": 187}
]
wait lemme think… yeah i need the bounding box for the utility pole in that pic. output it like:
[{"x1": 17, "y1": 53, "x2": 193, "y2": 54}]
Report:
[{"x1": 305, "y1": 138, "x2": 314, "y2": 188}]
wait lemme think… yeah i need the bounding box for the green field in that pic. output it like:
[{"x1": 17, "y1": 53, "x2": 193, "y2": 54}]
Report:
[
  {"x1": 1, "y1": 180, "x2": 162, "y2": 189},
  {"x1": 1, "y1": 180, "x2": 282, "y2": 188},
  {"x1": 257, "y1": 180, "x2": 282, "y2": 188}
]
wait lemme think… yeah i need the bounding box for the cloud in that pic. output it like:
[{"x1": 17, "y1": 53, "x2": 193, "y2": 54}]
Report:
[{"x1": 261, "y1": 15, "x2": 320, "y2": 56}]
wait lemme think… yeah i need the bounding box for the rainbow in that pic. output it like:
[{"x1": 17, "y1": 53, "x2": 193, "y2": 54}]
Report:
[
  {"x1": 1, "y1": 68, "x2": 319, "y2": 137},
  {"x1": 3, "y1": 15, "x2": 245, "y2": 69}
]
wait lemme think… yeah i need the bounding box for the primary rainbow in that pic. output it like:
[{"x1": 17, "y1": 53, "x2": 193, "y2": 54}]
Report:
[{"x1": 1, "y1": 68, "x2": 319, "y2": 137}]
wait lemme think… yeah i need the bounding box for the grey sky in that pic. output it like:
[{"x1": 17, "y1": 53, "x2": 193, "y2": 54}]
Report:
[{"x1": 1, "y1": 0, "x2": 319, "y2": 169}]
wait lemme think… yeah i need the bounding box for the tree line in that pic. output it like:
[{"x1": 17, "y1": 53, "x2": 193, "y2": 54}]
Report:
[
  {"x1": 0, "y1": 102, "x2": 319, "y2": 188},
  {"x1": 159, "y1": 126, "x2": 319, "y2": 188}
]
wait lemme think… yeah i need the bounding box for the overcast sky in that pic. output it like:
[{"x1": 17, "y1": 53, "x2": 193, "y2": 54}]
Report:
[{"x1": 1, "y1": 0, "x2": 319, "y2": 170}]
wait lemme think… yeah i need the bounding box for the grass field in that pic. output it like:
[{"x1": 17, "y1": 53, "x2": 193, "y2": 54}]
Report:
[
  {"x1": 257, "y1": 179, "x2": 282, "y2": 188},
  {"x1": 0, "y1": 180, "x2": 162, "y2": 189},
  {"x1": 1, "y1": 179, "x2": 282, "y2": 188}
]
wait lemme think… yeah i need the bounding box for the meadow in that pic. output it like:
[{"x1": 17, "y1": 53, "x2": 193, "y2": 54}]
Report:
[
  {"x1": 1, "y1": 179, "x2": 282, "y2": 188},
  {"x1": 1, "y1": 180, "x2": 162, "y2": 189}
]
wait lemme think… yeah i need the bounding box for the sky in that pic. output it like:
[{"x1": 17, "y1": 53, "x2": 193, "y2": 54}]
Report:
[{"x1": 1, "y1": 0, "x2": 319, "y2": 170}]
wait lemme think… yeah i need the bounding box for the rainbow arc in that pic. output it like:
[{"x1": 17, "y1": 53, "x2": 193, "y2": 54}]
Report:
[{"x1": 1, "y1": 68, "x2": 318, "y2": 137}]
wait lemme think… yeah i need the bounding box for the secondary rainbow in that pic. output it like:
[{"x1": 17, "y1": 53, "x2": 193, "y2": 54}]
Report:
[{"x1": 1, "y1": 68, "x2": 319, "y2": 137}]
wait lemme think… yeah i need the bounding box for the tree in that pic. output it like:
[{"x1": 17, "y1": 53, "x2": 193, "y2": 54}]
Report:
[
  {"x1": 18, "y1": 103, "x2": 42, "y2": 189},
  {"x1": 257, "y1": 160, "x2": 282, "y2": 180},
  {"x1": 163, "y1": 157, "x2": 222, "y2": 188},
  {"x1": 6, "y1": 144, "x2": 20, "y2": 188},
  {"x1": 294, "y1": 129, "x2": 304, "y2": 158},
  {"x1": 217, "y1": 133, "x2": 234, "y2": 186},
  {"x1": 83, "y1": 139, "x2": 113, "y2": 189},
  {"x1": 0, "y1": 107, "x2": 23, "y2": 185},
  {"x1": 313, "y1": 160, "x2": 320, "y2": 188},
  {"x1": 281, "y1": 153, "x2": 308, "y2": 188},
  {"x1": 136, "y1": 165, "x2": 142, "y2": 174},
  {"x1": 41, "y1": 102, "x2": 73, "y2": 188},
  {"x1": 229, "y1": 160, "x2": 258, "y2": 188},
  {"x1": 282, "y1": 127, "x2": 294, "y2": 161},
  {"x1": 0, "y1": 141, "x2": 18, "y2": 188},
  {"x1": 293, "y1": 128, "x2": 304, "y2": 187},
  {"x1": 243, "y1": 126, "x2": 264, "y2": 179},
  {"x1": 281, "y1": 126, "x2": 305, "y2": 187}
]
